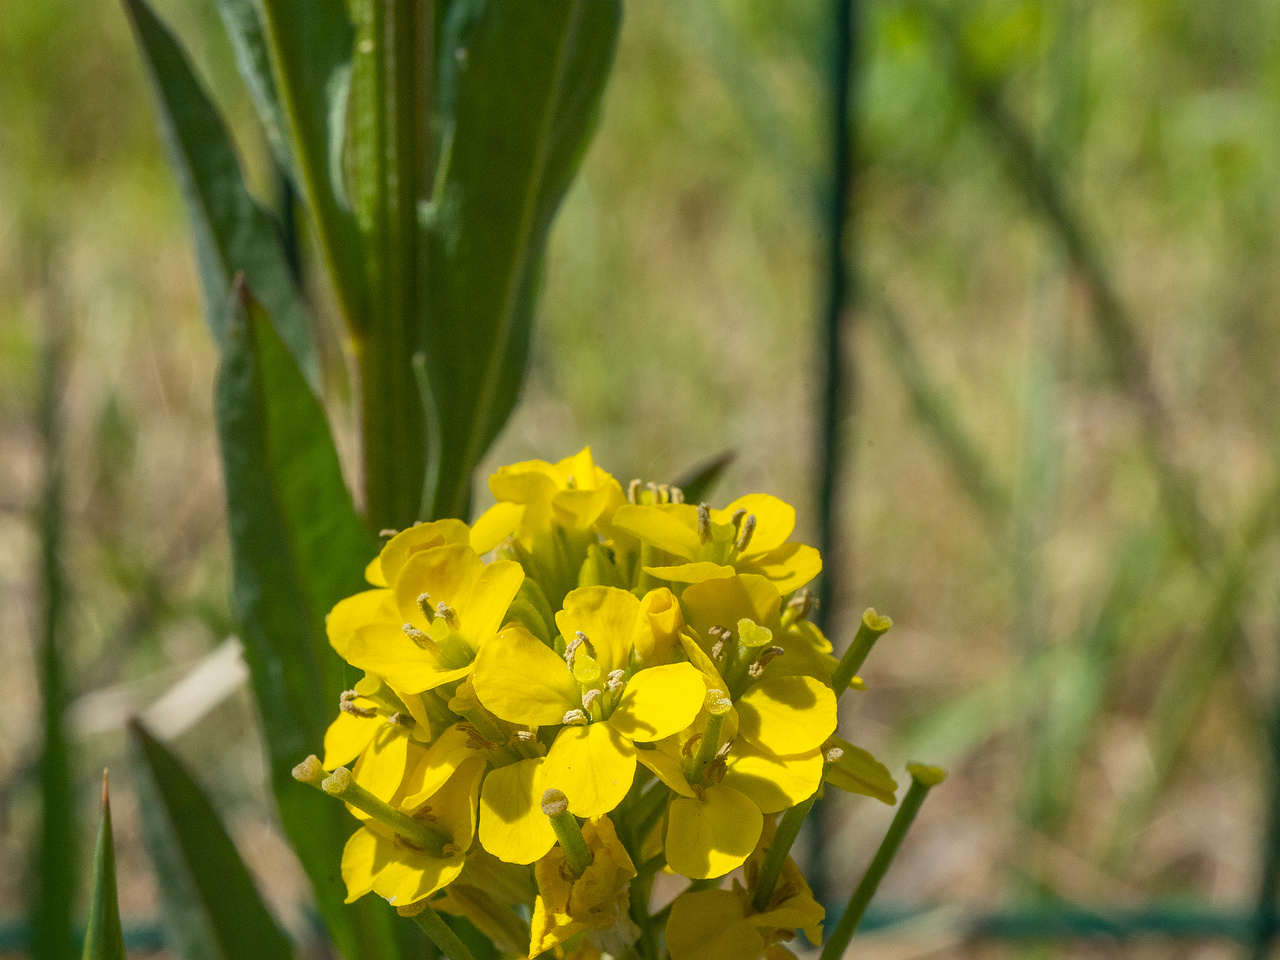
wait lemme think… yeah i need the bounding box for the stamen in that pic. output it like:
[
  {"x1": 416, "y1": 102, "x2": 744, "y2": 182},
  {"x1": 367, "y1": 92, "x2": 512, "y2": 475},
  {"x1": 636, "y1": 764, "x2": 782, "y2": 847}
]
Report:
[
  {"x1": 417, "y1": 592, "x2": 432, "y2": 619},
  {"x1": 403, "y1": 623, "x2": 439, "y2": 652},
  {"x1": 564, "y1": 633, "x2": 583, "y2": 665},
  {"x1": 670, "y1": 485, "x2": 685, "y2": 504},
  {"x1": 514, "y1": 730, "x2": 536, "y2": 742},
  {"x1": 565, "y1": 474, "x2": 577, "y2": 489},
  {"x1": 562, "y1": 709, "x2": 589, "y2": 726},
  {"x1": 786, "y1": 590, "x2": 814, "y2": 621},
  {"x1": 379, "y1": 528, "x2": 399, "y2": 538},
  {"x1": 339, "y1": 690, "x2": 377, "y2": 719},
  {"x1": 606, "y1": 669, "x2": 626, "y2": 693},
  {"x1": 824, "y1": 745, "x2": 845, "y2": 764},
  {"x1": 748, "y1": 645, "x2": 786, "y2": 678},
  {"x1": 697, "y1": 503, "x2": 712, "y2": 544},
  {"x1": 627, "y1": 478, "x2": 641, "y2": 504},
  {"x1": 731, "y1": 508, "x2": 746, "y2": 529},
  {"x1": 711, "y1": 638, "x2": 725, "y2": 661},
  {"x1": 657, "y1": 483, "x2": 671, "y2": 503},
  {"x1": 735, "y1": 513, "x2": 757, "y2": 552},
  {"x1": 435, "y1": 601, "x2": 460, "y2": 630},
  {"x1": 581, "y1": 689, "x2": 601, "y2": 710}
]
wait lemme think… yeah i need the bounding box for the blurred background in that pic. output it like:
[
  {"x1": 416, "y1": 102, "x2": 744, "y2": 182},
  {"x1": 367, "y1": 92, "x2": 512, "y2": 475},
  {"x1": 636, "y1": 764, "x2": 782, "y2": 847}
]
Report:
[{"x1": 3, "y1": 0, "x2": 1280, "y2": 956}]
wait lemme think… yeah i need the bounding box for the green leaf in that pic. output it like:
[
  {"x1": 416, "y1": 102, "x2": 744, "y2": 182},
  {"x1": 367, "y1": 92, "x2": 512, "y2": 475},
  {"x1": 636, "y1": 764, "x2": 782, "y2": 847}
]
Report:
[
  {"x1": 256, "y1": 0, "x2": 368, "y2": 329},
  {"x1": 211, "y1": 0, "x2": 296, "y2": 178},
  {"x1": 419, "y1": 0, "x2": 623, "y2": 520},
  {"x1": 128, "y1": 720, "x2": 294, "y2": 960},
  {"x1": 214, "y1": 281, "x2": 403, "y2": 960},
  {"x1": 673, "y1": 451, "x2": 736, "y2": 504},
  {"x1": 81, "y1": 774, "x2": 126, "y2": 960},
  {"x1": 123, "y1": 0, "x2": 321, "y2": 392}
]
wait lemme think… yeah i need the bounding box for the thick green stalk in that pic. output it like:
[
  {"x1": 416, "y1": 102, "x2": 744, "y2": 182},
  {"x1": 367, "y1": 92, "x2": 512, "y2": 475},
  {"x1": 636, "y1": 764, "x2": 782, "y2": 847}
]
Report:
[
  {"x1": 408, "y1": 904, "x2": 478, "y2": 960},
  {"x1": 819, "y1": 764, "x2": 945, "y2": 959}
]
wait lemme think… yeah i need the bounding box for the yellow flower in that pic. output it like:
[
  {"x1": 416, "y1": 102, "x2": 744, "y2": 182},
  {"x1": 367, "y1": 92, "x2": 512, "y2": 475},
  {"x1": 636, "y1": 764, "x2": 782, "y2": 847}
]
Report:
[
  {"x1": 666, "y1": 828, "x2": 823, "y2": 960},
  {"x1": 340, "y1": 543, "x2": 524, "y2": 694},
  {"x1": 473, "y1": 585, "x2": 706, "y2": 818},
  {"x1": 340, "y1": 755, "x2": 485, "y2": 907},
  {"x1": 471, "y1": 448, "x2": 627, "y2": 605},
  {"x1": 529, "y1": 814, "x2": 639, "y2": 957},
  {"x1": 612, "y1": 494, "x2": 821, "y2": 594}
]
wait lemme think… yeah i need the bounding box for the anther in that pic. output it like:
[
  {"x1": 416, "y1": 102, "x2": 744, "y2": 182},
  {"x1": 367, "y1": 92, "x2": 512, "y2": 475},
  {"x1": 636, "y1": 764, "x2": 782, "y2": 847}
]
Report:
[
  {"x1": 581, "y1": 689, "x2": 601, "y2": 711},
  {"x1": 670, "y1": 485, "x2": 685, "y2": 504},
  {"x1": 731, "y1": 508, "x2": 746, "y2": 529},
  {"x1": 339, "y1": 690, "x2": 377, "y2": 718},
  {"x1": 435, "y1": 601, "x2": 460, "y2": 630},
  {"x1": 514, "y1": 730, "x2": 536, "y2": 742},
  {"x1": 735, "y1": 513, "x2": 757, "y2": 552},
  {"x1": 565, "y1": 474, "x2": 577, "y2": 490},
  {"x1": 402, "y1": 623, "x2": 439, "y2": 652},
  {"x1": 417, "y1": 592, "x2": 432, "y2": 619},
  {"x1": 379, "y1": 528, "x2": 399, "y2": 538},
  {"x1": 697, "y1": 503, "x2": 712, "y2": 544},
  {"x1": 562, "y1": 709, "x2": 589, "y2": 726},
  {"x1": 824, "y1": 745, "x2": 845, "y2": 764},
  {"x1": 657, "y1": 483, "x2": 671, "y2": 503},
  {"x1": 711, "y1": 638, "x2": 725, "y2": 661},
  {"x1": 627, "y1": 479, "x2": 641, "y2": 504},
  {"x1": 606, "y1": 669, "x2": 626, "y2": 693}
]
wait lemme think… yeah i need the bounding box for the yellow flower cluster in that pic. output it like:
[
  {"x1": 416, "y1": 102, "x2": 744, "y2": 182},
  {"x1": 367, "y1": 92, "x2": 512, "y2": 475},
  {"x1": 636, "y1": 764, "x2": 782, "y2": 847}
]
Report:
[{"x1": 295, "y1": 448, "x2": 898, "y2": 960}]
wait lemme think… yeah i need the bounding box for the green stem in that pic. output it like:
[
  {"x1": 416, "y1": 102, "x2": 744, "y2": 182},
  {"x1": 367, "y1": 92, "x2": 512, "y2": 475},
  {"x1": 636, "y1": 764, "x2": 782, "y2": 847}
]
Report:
[
  {"x1": 409, "y1": 903, "x2": 478, "y2": 960},
  {"x1": 625, "y1": 782, "x2": 671, "y2": 859},
  {"x1": 830, "y1": 608, "x2": 891, "y2": 694},
  {"x1": 819, "y1": 764, "x2": 945, "y2": 959},
  {"x1": 752, "y1": 791, "x2": 818, "y2": 914},
  {"x1": 543, "y1": 789, "x2": 593, "y2": 876}
]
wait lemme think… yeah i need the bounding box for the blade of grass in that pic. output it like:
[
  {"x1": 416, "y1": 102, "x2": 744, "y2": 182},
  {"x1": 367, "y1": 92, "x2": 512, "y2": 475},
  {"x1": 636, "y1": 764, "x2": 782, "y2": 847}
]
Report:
[
  {"x1": 81, "y1": 774, "x2": 126, "y2": 960},
  {"x1": 128, "y1": 720, "x2": 294, "y2": 960},
  {"x1": 32, "y1": 297, "x2": 74, "y2": 960}
]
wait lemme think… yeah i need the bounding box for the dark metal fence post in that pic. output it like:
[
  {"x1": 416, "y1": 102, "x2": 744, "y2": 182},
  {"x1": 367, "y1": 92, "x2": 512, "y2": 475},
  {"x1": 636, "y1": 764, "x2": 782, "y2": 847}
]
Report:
[{"x1": 811, "y1": 0, "x2": 860, "y2": 910}]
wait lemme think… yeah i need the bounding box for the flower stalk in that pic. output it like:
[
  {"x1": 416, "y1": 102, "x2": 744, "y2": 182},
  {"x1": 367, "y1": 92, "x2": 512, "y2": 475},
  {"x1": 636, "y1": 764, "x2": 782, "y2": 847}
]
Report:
[
  {"x1": 819, "y1": 763, "x2": 947, "y2": 959},
  {"x1": 830, "y1": 608, "x2": 893, "y2": 693},
  {"x1": 542, "y1": 789, "x2": 594, "y2": 876}
]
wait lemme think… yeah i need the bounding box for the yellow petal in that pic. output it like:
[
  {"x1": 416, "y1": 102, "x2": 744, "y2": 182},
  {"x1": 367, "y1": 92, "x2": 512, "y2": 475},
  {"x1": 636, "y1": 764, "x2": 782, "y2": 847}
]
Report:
[
  {"x1": 736, "y1": 675, "x2": 837, "y2": 755},
  {"x1": 681, "y1": 575, "x2": 782, "y2": 643},
  {"x1": 679, "y1": 630, "x2": 728, "y2": 688},
  {"x1": 364, "y1": 556, "x2": 387, "y2": 587},
  {"x1": 479, "y1": 758, "x2": 557, "y2": 865},
  {"x1": 379, "y1": 520, "x2": 472, "y2": 586},
  {"x1": 737, "y1": 542, "x2": 823, "y2": 594},
  {"x1": 824, "y1": 739, "x2": 898, "y2": 805},
  {"x1": 395, "y1": 544, "x2": 524, "y2": 642},
  {"x1": 665, "y1": 784, "x2": 762, "y2": 879},
  {"x1": 635, "y1": 747, "x2": 695, "y2": 798},
  {"x1": 327, "y1": 588, "x2": 394, "y2": 657},
  {"x1": 633, "y1": 588, "x2": 684, "y2": 662},
  {"x1": 340, "y1": 826, "x2": 381, "y2": 903},
  {"x1": 435, "y1": 884, "x2": 531, "y2": 955},
  {"x1": 611, "y1": 504, "x2": 701, "y2": 559},
  {"x1": 323, "y1": 710, "x2": 380, "y2": 769},
  {"x1": 352, "y1": 723, "x2": 412, "y2": 802},
  {"x1": 470, "y1": 501, "x2": 525, "y2": 554},
  {"x1": 713, "y1": 494, "x2": 795, "y2": 556},
  {"x1": 642, "y1": 561, "x2": 737, "y2": 584},
  {"x1": 608, "y1": 663, "x2": 706, "y2": 742},
  {"x1": 552, "y1": 486, "x2": 615, "y2": 530},
  {"x1": 555, "y1": 585, "x2": 641, "y2": 675},
  {"x1": 413, "y1": 755, "x2": 485, "y2": 850},
  {"x1": 372, "y1": 840, "x2": 466, "y2": 907},
  {"x1": 402, "y1": 723, "x2": 483, "y2": 808},
  {"x1": 666, "y1": 890, "x2": 764, "y2": 960},
  {"x1": 472, "y1": 624, "x2": 579, "y2": 726},
  {"x1": 543, "y1": 722, "x2": 637, "y2": 818},
  {"x1": 344, "y1": 622, "x2": 468, "y2": 694},
  {"x1": 722, "y1": 740, "x2": 823, "y2": 814}
]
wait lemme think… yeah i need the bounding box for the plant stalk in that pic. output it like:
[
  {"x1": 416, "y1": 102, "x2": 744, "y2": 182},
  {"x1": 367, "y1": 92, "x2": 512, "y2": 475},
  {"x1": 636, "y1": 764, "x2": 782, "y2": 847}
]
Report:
[{"x1": 407, "y1": 903, "x2": 478, "y2": 960}]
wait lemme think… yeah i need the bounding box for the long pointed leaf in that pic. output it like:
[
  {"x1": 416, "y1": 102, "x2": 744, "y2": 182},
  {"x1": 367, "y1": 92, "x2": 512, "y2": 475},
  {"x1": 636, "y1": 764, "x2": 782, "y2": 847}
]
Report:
[
  {"x1": 128, "y1": 720, "x2": 293, "y2": 960},
  {"x1": 420, "y1": 0, "x2": 622, "y2": 519},
  {"x1": 211, "y1": 0, "x2": 296, "y2": 178},
  {"x1": 123, "y1": 0, "x2": 320, "y2": 391},
  {"x1": 81, "y1": 775, "x2": 125, "y2": 960},
  {"x1": 214, "y1": 281, "x2": 402, "y2": 960},
  {"x1": 256, "y1": 0, "x2": 368, "y2": 328}
]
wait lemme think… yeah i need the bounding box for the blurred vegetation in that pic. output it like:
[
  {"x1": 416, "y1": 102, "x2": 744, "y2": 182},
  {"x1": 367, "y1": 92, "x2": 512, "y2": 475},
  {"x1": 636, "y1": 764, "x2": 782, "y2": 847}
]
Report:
[{"x1": 4, "y1": 0, "x2": 1280, "y2": 955}]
